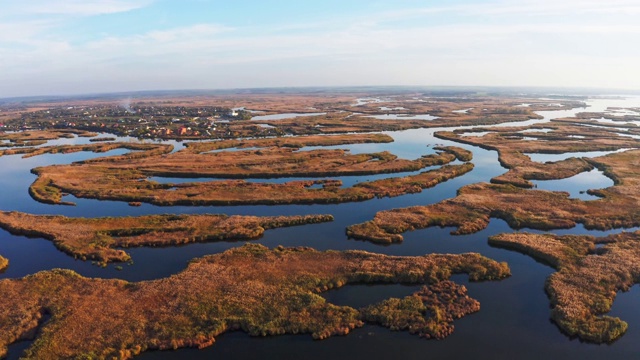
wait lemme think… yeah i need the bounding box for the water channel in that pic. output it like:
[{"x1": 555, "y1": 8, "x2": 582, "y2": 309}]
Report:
[{"x1": 2, "y1": 96, "x2": 640, "y2": 359}]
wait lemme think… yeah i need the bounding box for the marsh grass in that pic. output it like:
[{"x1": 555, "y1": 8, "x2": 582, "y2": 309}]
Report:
[
  {"x1": 28, "y1": 146, "x2": 472, "y2": 206},
  {"x1": 0, "y1": 244, "x2": 510, "y2": 359},
  {"x1": 489, "y1": 232, "x2": 640, "y2": 343},
  {"x1": 0, "y1": 211, "x2": 333, "y2": 264}
]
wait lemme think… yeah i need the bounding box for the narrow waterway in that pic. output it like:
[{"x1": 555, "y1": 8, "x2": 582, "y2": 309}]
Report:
[{"x1": 2, "y1": 96, "x2": 640, "y2": 360}]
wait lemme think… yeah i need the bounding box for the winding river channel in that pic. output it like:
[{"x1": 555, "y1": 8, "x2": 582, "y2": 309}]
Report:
[{"x1": 2, "y1": 96, "x2": 640, "y2": 359}]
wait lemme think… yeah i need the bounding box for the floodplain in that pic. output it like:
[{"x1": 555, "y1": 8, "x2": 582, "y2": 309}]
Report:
[{"x1": 1, "y1": 90, "x2": 640, "y2": 359}]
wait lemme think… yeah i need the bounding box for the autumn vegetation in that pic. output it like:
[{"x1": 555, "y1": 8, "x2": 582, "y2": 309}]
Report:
[
  {"x1": 2, "y1": 94, "x2": 561, "y2": 140},
  {"x1": 182, "y1": 133, "x2": 394, "y2": 152},
  {"x1": 347, "y1": 149, "x2": 640, "y2": 243},
  {"x1": 248, "y1": 110, "x2": 541, "y2": 137},
  {"x1": 0, "y1": 211, "x2": 333, "y2": 264},
  {"x1": 0, "y1": 129, "x2": 97, "y2": 148},
  {"x1": 361, "y1": 280, "x2": 481, "y2": 339},
  {"x1": 28, "y1": 144, "x2": 473, "y2": 206},
  {"x1": 0, "y1": 142, "x2": 173, "y2": 158},
  {"x1": 0, "y1": 244, "x2": 510, "y2": 359},
  {"x1": 489, "y1": 231, "x2": 640, "y2": 343},
  {"x1": 435, "y1": 121, "x2": 639, "y2": 188},
  {"x1": 7, "y1": 92, "x2": 638, "y2": 355}
]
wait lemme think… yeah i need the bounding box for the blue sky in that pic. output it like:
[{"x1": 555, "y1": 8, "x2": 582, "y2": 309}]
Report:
[{"x1": 1, "y1": 0, "x2": 639, "y2": 97}]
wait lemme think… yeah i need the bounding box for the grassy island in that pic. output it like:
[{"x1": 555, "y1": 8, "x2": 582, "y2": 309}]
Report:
[
  {"x1": 0, "y1": 255, "x2": 7, "y2": 272},
  {"x1": 0, "y1": 130, "x2": 97, "y2": 148},
  {"x1": 435, "y1": 121, "x2": 639, "y2": 188},
  {"x1": 0, "y1": 211, "x2": 333, "y2": 264},
  {"x1": 28, "y1": 145, "x2": 473, "y2": 206},
  {"x1": 183, "y1": 133, "x2": 394, "y2": 152},
  {"x1": 0, "y1": 244, "x2": 510, "y2": 359},
  {"x1": 347, "y1": 149, "x2": 640, "y2": 243},
  {"x1": 489, "y1": 231, "x2": 640, "y2": 343},
  {"x1": 0, "y1": 142, "x2": 173, "y2": 158}
]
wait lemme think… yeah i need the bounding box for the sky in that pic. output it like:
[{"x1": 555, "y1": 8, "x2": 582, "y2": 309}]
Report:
[{"x1": 1, "y1": 0, "x2": 639, "y2": 98}]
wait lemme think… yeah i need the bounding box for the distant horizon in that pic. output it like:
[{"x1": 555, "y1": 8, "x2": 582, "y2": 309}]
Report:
[
  {"x1": 2, "y1": 84, "x2": 640, "y2": 104},
  {"x1": 1, "y1": 0, "x2": 639, "y2": 98}
]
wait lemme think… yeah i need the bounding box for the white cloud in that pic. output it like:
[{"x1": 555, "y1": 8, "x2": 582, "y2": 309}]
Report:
[
  {"x1": 0, "y1": 20, "x2": 56, "y2": 43},
  {"x1": 0, "y1": 0, "x2": 639, "y2": 97},
  {"x1": 1, "y1": 0, "x2": 153, "y2": 16},
  {"x1": 449, "y1": 0, "x2": 640, "y2": 16}
]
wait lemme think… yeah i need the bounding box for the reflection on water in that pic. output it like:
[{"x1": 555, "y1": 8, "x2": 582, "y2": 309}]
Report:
[
  {"x1": 149, "y1": 166, "x2": 440, "y2": 188},
  {"x1": 519, "y1": 128, "x2": 553, "y2": 133},
  {"x1": 590, "y1": 116, "x2": 640, "y2": 126},
  {"x1": 365, "y1": 114, "x2": 438, "y2": 120},
  {"x1": 531, "y1": 169, "x2": 614, "y2": 200},
  {"x1": 2, "y1": 96, "x2": 640, "y2": 359},
  {"x1": 459, "y1": 131, "x2": 492, "y2": 137},
  {"x1": 251, "y1": 112, "x2": 326, "y2": 121},
  {"x1": 351, "y1": 98, "x2": 388, "y2": 106},
  {"x1": 607, "y1": 285, "x2": 640, "y2": 348},
  {"x1": 526, "y1": 148, "x2": 632, "y2": 163}
]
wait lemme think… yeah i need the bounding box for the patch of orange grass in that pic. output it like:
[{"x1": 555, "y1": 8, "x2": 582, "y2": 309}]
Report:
[
  {"x1": 0, "y1": 211, "x2": 333, "y2": 264},
  {"x1": 29, "y1": 147, "x2": 472, "y2": 206},
  {"x1": 0, "y1": 255, "x2": 7, "y2": 272},
  {"x1": 489, "y1": 231, "x2": 640, "y2": 343},
  {"x1": 0, "y1": 244, "x2": 509, "y2": 359},
  {"x1": 347, "y1": 149, "x2": 640, "y2": 244}
]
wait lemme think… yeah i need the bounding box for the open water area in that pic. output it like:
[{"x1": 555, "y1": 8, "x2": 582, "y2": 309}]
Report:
[{"x1": 2, "y1": 96, "x2": 640, "y2": 359}]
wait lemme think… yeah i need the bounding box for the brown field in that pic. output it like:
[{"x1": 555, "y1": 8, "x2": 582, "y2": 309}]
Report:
[
  {"x1": 2, "y1": 94, "x2": 571, "y2": 140},
  {"x1": 29, "y1": 145, "x2": 472, "y2": 206},
  {"x1": 0, "y1": 211, "x2": 333, "y2": 264},
  {"x1": 131, "y1": 93, "x2": 356, "y2": 113},
  {"x1": 0, "y1": 244, "x2": 510, "y2": 359},
  {"x1": 489, "y1": 231, "x2": 640, "y2": 343}
]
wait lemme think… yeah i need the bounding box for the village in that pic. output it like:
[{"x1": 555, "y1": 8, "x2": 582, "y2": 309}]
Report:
[{"x1": 2, "y1": 104, "x2": 254, "y2": 139}]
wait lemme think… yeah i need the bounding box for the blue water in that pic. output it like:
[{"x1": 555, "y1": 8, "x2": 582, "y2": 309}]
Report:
[
  {"x1": 251, "y1": 112, "x2": 326, "y2": 121},
  {"x1": 526, "y1": 148, "x2": 633, "y2": 163},
  {"x1": 531, "y1": 168, "x2": 614, "y2": 200},
  {"x1": 3, "y1": 97, "x2": 640, "y2": 360}
]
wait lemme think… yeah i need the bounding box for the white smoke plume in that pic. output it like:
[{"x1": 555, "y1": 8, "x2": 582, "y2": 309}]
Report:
[{"x1": 119, "y1": 97, "x2": 135, "y2": 113}]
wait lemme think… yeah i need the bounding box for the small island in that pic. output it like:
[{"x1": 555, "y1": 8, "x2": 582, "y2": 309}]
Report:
[
  {"x1": 28, "y1": 144, "x2": 473, "y2": 206},
  {"x1": 347, "y1": 148, "x2": 640, "y2": 244},
  {"x1": 0, "y1": 211, "x2": 334, "y2": 264},
  {"x1": 0, "y1": 244, "x2": 510, "y2": 359},
  {"x1": 489, "y1": 231, "x2": 640, "y2": 343},
  {"x1": 0, "y1": 255, "x2": 7, "y2": 272}
]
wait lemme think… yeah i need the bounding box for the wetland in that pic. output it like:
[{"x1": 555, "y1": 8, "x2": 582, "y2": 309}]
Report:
[{"x1": 1, "y1": 90, "x2": 640, "y2": 359}]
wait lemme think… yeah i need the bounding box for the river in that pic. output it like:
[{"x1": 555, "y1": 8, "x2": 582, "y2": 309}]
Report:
[{"x1": 2, "y1": 96, "x2": 640, "y2": 359}]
